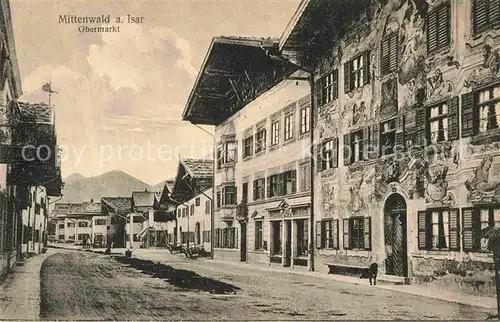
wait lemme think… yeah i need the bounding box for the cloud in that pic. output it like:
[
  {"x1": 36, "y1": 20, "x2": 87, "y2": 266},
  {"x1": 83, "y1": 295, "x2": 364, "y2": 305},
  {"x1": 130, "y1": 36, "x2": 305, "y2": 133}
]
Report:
[{"x1": 87, "y1": 22, "x2": 196, "y2": 92}]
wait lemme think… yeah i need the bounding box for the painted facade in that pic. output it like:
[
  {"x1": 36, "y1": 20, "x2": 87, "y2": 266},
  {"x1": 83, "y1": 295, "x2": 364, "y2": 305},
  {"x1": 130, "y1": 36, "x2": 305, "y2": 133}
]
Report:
[{"x1": 278, "y1": 0, "x2": 500, "y2": 289}]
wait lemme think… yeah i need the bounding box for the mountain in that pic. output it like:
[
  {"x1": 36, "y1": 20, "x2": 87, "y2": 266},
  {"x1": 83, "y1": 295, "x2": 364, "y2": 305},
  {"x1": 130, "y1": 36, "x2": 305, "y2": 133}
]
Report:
[
  {"x1": 60, "y1": 170, "x2": 152, "y2": 203},
  {"x1": 63, "y1": 173, "x2": 85, "y2": 185}
]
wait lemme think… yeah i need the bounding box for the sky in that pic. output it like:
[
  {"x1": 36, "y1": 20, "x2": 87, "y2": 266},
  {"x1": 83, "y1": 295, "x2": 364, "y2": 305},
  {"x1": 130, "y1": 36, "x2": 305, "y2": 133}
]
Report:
[{"x1": 10, "y1": 0, "x2": 301, "y2": 185}]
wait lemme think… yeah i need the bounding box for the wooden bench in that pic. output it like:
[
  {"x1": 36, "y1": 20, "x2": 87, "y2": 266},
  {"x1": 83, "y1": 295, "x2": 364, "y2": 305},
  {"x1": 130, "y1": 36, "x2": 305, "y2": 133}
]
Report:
[{"x1": 323, "y1": 262, "x2": 369, "y2": 275}]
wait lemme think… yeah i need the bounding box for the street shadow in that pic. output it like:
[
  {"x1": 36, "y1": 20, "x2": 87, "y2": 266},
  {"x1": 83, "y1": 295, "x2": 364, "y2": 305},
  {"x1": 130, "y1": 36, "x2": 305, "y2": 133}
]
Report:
[{"x1": 112, "y1": 256, "x2": 241, "y2": 295}]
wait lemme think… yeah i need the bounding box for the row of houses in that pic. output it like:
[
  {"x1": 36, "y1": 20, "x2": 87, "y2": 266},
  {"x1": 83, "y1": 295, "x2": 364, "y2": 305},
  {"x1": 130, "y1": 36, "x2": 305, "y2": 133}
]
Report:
[
  {"x1": 0, "y1": 0, "x2": 63, "y2": 278},
  {"x1": 176, "y1": 0, "x2": 500, "y2": 286},
  {"x1": 52, "y1": 157, "x2": 213, "y2": 252}
]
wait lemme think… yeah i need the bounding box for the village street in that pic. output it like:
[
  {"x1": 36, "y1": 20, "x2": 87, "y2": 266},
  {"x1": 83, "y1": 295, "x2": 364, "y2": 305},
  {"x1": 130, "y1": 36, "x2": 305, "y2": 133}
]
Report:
[{"x1": 36, "y1": 249, "x2": 493, "y2": 320}]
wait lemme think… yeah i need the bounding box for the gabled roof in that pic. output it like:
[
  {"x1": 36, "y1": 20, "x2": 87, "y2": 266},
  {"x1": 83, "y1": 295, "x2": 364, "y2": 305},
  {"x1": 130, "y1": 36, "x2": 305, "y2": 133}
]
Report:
[
  {"x1": 181, "y1": 158, "x2": 213, "y2": 179},
  {"x1": 132, "y1": 190, "x2": 155, "y2": 208},
  {"x1": 182, "y1": 36, "x2": 298, "y2": 125},
  {"x1": 101, "y1": 197, "x2": 132, "y2": 213},
  {"x1": 279, "y1": 0, "x2": 371, "y2": 61},
  {"x1": 52, "y1": 203, "x2": 83, "y2": 216},
  {"x1": 81, "y1": 201, "x2": 101, "y2": 214}
]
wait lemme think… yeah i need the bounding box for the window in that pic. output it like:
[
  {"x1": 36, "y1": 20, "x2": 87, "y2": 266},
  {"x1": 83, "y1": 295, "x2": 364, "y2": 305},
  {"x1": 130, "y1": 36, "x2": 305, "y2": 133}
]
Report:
[
  {"x1": 255, "y1": 128, "x2": 266, "y2": 153},
  {"x1": 67, "y1": 222, "x2": 75, "y2": 228},
  {"x1": 318, "y1": 219, "x2": 339, "y2": 249},
  {"x1": 300, "y1": 105, "x2": 311, "y2": 134},
  {"x1": 177, "y1": 208, "x2": 181, "y2": 217},
  {"x1": 195, "y1": 197, "x2": 200, "y2": 206},
  {"x1": 426, "y1": 2, "x2": 451, "y2": 54},
  {"x1": 284, "y1": 113, "x2": 294, "y2": 141},
  {"x1": 190, "y1": 204, "x2": 195, "y2": 216},
  {"x1": 222, "y1": 186, "x2": 237, "y2": 205},
  {"x1": 462, "y1": 206, "x2": 500, "y2": 252},
  {"x1": 271, "y1": 121, "x2": 280, "y2": 146},
  {"x1": 218, "y1": 227, "x2": 237, "y2": 249},
  {"x1": 381, "y1": 33, "x2": 398, "y2": 76},
  {"x1": 427, "y1": 102, "x2": 449, "y2": 143},
  {"x1": 345, "y1": 52, "x2": 370, "y2": 93},
  {"x1": 216, "y1": 146, "x2": 222, "y2": 170},
  {"x1": 254, "y1": 220, "x2": 263, "y2": 250},
  {"x1": 322, "y1": 139, "x2": 338, "y2": 170},
  {"x1": 182, "y1": 208, "x2": 187, "y2": 217},
  {"x1": 95, "y1": 219, "x2": 106, "y2": 225},
  {"x1": 58, "y1": 234, "x2": 64, "y2": 240},
  {"x1": 472, "y1": 0, "x2": 500, "y2": 36},
  {"x1": 132, "y1": 216, "x2": 143, "y2": 223},
  {"x1": 217, "y1": 141, "x2": 237, "y2": 168},
  {"x1": 320, "y1": 70, "x2": 338, "y2": 105},
  {"x1": 418, "y1": 209, "x2": 460, "y2": 251},
  {"x1": 253, "y1": 178, "x2": 265, "y2": 201},
  {"x1": 267, "y1": 174, "x2": 279, "y2": 198},
  {"x1": 205, "y1": 200, "x2": 211, "y2": 214},
  {"x1": 343, "y1": 217, "x2": 371, "y2": 250},
  {"x1": 299, "y1": 162, "x2": 311, "y2": 192},
  {"x1": 478, "y1": 84, "x2": 500, "y2": 133},
  {"x1": 154, "y1": 212, "x2": 168, "y2": 222},
  {"x1": 296, "y1": 219, "x2": 309, "y2": 256},
  {"x1": 283, "y1": 170, "x2": 297, "y2": 195},
  {"x1": 216, "y1": 191, "x2": 221, "y2": 208},
  {"x1": 350, "y1": 130, "x2": 365, "y2": 162},
  {"x1": 243, "y1": 136, "x2": 253, "y2": 158},
  {"x1": 242, "y1": 182, "x2": 248, "y2": 202},
  {"x1": 380, "y1": 119, "x2": 396, "y2": 156},
  {"x1": 350, "y1": 218, "x2": 364, "y2": 249},
  {"x1": 58, "y1": 224, "x2": 64, "y2": 229}
]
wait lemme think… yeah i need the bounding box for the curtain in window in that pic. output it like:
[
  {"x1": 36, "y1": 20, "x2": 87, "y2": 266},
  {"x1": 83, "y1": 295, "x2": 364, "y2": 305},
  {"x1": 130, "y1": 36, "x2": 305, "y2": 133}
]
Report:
[
  {"x1": 494, "y1": 208, "x2": 500, "y2": 228},
  {"x1": 432, "y1": 211, "x2": 439, "y2": 248},
  {"x1": 442, "y1": 210, "x2": 449, "y2": 249}
]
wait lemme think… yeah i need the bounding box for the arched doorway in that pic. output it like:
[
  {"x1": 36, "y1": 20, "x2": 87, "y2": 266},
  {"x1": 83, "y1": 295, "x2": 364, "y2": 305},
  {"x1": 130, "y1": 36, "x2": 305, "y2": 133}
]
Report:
[
  {"x1": 195, "y1": 222, "x2": 201, "y2": 244},
  {"x1": 384, "y1": 193, "x2": 408, "y2": 277}
]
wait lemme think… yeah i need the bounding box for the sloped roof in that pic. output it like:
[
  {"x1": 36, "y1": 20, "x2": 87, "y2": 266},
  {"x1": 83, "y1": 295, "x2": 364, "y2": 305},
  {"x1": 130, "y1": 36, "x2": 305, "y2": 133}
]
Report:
[
  {"x1": 181, "y1": 158, "x2": 213, "y2": 179},
  {"x1": 52, "y1": 203, "x2": 83, "y2": 216},
  {"x1": 18, "y1": 102, "x2": 53, "y2": 123},
  {"x1": 101, "y1": 197, "x2": 132, "y2": 213},
  {"x1": 81, "y1": 201, "x2": 101, "y2": 214},
  {"x1": 132, "y1": 190, "x2": 155, "y2": 207}
]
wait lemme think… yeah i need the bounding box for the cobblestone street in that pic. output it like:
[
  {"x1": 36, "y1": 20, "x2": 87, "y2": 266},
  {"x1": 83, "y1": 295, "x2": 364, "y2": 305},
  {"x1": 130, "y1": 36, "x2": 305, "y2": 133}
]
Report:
[{"x1": 36, "y1": 249, "x2": 494, "y2": 320}]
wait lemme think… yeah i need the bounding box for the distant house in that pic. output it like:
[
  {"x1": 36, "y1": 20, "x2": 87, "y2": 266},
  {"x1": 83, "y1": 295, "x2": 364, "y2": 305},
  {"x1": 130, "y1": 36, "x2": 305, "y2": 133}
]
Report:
[
  {"x1": 169, "y1": 158, "x2": 213, "y2": 253},
  {"x1": 100, "y1": 197, "x2": 132, "y2": 248},
  {"x1": 52, "y1": 200, "x2": 101, "y2": 245}
]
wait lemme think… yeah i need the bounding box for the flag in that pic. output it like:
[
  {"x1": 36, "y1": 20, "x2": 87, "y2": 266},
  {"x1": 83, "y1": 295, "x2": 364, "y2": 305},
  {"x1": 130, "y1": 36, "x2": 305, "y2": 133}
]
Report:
[{"x1": 42, "y1": 83, "x2": 57, "y2": 93}]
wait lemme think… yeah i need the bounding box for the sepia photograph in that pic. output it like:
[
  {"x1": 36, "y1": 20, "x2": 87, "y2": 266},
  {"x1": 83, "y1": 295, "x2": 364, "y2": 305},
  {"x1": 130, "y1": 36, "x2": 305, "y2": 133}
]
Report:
[{"x1": 0, "y1": 0, "x2": 500, "y2": 320}]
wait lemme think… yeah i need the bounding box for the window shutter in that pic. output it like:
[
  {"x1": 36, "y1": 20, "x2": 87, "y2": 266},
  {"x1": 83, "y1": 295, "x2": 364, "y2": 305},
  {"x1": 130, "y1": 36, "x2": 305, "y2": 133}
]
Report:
[
  {"x1": 415, "y1": 108, "x2": 427, "y2": 147},
  {"x1": 315, "y1": 77, "x2": 323, "y2": 107},
  {"x1": 447, "y1": 96, "x2": 459, "y2": 140},
  {"x1": 369, "y1": 123, "x2": 380, "y2": 159},
  {"x1": 344, "y1": 61, "x2": 351, "y2": 93},
  {"x1": 291, "y1": 170, "x2": 297, "y2": 194},
  {"x1": 462, "y1": 207, "x2": 475, "y2": 252},
  {"x1": 395, "y1": 114, "x2": 405, "y2": 151},
  {"x1": 333, "y1": 69, "x2": 339, "y2": 100},
  {"x1": 333, "y1": 219, "x2": 339, "y2": 249},
  {"x1": 491, "y1": 0, "x2": 500, "y2": 30},
  {"x1": 473, "y1": 0, "x2": 489, "y2": 35},
  {"x1": 418, "y1": 211, "x2": 429, "y2": 250},
  {"x1": 461, "y1": 92, "x2": 475, "y2": 137},
  {"x1": 390, "y1": 33, "x2": 398, "y2": 73},
  {"x1": 343, "y1": 218, "x2": 351, "y2": 250},
  {"x1": 332, "y1": 137, "x2": 339, "y2": 168},
  {"x1": 266, "y1": 178, "x2": 271, "y2": 198},
  {"x1": 299, "y1": 166, "x2": 306, "y2": 192},
  {"x1": 278, "y1": 174, "x2": 284, "y2": 196},
  {"x1": 364, "y1": 217, "x2": 371, "y2": 250},
  {"x1": 449, "y1": 208, "x2": 460, "y2": 251},
  {"x1": 363, "y1": 126, "x2": 370, "y2": 160},
  {"x1": 437, "y1": 3, "x2": 451, "y2": 50},
  {"x1": 363, "y1": 51, "x2": 371, "y2": 85},
  {"x1": 316, "y1": 221, "x2": 322, "y2": 249},
  {"x1": 316, "y1": 144, "x2": 323, "y2": 173},
  {"x1": 343, "y1": 133, "x2": 351, "y2": 166},
  {"x1": 427, "y1": 8, "x2": 438, "y2": 53},
  {"x1": 381, "y1": 36, "x2": 390, "y2": 76}
]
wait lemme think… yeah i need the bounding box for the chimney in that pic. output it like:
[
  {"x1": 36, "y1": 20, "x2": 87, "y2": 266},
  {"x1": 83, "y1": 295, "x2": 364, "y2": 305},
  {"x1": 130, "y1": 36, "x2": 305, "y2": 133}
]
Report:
[
  {"x1": 90, "y1": 198, "x2": 94, "y2": 203},
  {"x1": 145, "y1": 188, "x2": 148, "y2": 192}
]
